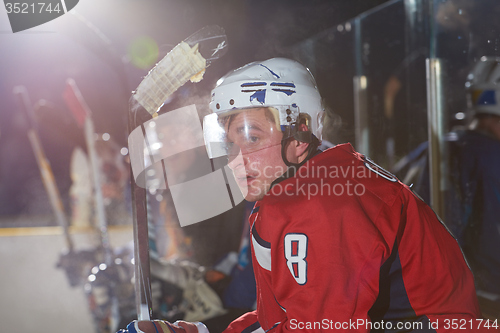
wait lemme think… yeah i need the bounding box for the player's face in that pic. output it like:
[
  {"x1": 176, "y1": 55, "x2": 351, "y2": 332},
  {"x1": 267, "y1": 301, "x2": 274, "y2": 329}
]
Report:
[{"x1": 225, "y1": 108, "x2": 287, "y2": 201}]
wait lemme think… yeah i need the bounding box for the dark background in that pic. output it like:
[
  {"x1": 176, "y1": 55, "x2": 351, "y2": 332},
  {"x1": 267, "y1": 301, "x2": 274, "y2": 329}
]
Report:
[{"x1": 0, "y1": 0, "x2": 390, "y2": 219}]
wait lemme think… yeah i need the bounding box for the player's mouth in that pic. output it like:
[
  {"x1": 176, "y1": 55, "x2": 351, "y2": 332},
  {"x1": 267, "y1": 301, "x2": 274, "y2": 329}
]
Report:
[{"x1": 236, "y1": 174, "x2": 258, "y2": 187}]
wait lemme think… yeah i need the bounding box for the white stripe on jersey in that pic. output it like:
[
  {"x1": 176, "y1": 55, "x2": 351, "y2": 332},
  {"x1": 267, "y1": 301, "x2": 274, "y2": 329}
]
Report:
[{"x1": 252, "y1": 234, "x2": 271, "y2": 271}]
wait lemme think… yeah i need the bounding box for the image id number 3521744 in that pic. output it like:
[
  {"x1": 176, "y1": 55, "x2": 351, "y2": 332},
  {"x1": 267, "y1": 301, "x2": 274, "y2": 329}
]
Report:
[
  {"x1": 5, "y1": 2, "x2": 63, "y2": 14},
  {"x1": 436, "y1": 319, "x2": 499, "y2": 330}
]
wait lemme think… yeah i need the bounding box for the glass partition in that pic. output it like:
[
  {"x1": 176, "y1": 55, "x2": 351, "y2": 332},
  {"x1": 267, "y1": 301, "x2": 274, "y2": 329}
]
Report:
[
  {"x1": 294, "y1": 0, "x2": 432, "y2": 168},
  {"x1": 293, "y1": 0, "x2": 500, "y2": 317},
  {"x1": 293, "y1": 0, "x2": 500, "y2": 208},
  {"x1": 292, "y1": 18, "x2": 358, "y2": 146}
]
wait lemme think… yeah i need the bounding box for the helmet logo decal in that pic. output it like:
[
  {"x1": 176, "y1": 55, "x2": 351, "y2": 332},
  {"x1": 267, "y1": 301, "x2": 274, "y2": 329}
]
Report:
[
  {"x1": 272, "y1": 89, "x2": 295, "y2": 96},
  {"x1": 259, "y1": 64, "x2": 280, "y2": 78},
  {"x1": 240, "y1": 82, "x2": 267, "y2": 104},
  {"x1": 238, "y1": 81, "x2": 296, "y2": 104},
  {"x1": 250, "y1": 90, "x2": 266, "y2": 104},
  {"x1": 271, "y1": 82, "x2": 296, "y2": 96},
  {"x1": 241, "y1": 82, "x2": 267, "y2": 87},
  {"x1": 271, "y1": 82, "x2": 295, "y2": 88}
]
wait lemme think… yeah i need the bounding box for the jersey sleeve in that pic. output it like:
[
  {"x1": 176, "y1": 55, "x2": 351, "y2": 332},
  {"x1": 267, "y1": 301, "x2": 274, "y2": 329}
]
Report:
[{"x1": 223, "y1": 310, "x2": 264, "y2": 333}]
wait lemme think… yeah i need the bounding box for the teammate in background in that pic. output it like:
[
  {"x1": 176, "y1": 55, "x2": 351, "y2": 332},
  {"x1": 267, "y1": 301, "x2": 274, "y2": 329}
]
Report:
[
  {"x1": 449, "y1": 56, "x2": 500, "y2": 296},
  {"x1": 69, "y1": 136, "x2": 131, "y2": 227},
  {"x1": 121, "y1": 58, "x2": 497, "y2": 333},
  {"x1": 392, "y1": 56, "x2": 500, "y2": 300},
  {"x1": 94, "y1": 137, "x2": 132, "y2": 225}
]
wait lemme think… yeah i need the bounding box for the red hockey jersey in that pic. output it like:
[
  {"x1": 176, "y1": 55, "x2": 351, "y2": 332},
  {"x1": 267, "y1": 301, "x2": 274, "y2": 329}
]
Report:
[{"x1": 223, "y1": 144, "x2": 496, "y2": 333}]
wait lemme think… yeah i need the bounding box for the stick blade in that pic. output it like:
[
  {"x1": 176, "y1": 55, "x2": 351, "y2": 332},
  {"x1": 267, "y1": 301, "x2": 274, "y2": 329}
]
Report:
[{"x1": 185, "y1": 25, "x2": 228, "y2": 62}]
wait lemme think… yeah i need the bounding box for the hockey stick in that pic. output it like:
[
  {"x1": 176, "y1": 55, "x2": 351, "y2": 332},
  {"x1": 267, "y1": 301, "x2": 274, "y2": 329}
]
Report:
[
  {"x1": 128, "y1": 25, "x2": 228, "y2": 321},
  {"x1": 63, "y1": 78, "x2": 113, "y2": 265},
  {"x1": 13, "y1": 86, "x2": 74, "y2": 252}
]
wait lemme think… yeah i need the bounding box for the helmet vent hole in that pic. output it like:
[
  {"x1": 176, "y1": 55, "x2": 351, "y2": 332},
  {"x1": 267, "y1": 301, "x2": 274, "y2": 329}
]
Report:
[
  {"x1": 229, "y1": 99, "x2": 234, "y2": 105},
  {"x1": 216, "y1": 103, "x2": 220, "y2": 109}
]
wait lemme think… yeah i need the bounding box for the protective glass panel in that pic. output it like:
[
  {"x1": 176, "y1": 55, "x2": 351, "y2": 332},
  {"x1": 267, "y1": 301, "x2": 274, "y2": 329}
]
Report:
[
  {"x1": 430, "y1": 0, "x2": 500, "y2": 301},
  {"x1": 294, "y1": 0, "x2": 430, "y2": 169},
  {"x1": 128, "y1": 104, "x2": 245, "y2": 227}
]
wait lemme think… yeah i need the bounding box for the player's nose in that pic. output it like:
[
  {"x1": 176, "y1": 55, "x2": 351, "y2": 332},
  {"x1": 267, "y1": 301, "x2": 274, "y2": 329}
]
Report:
[{"x1": 227, "y1": 149, "x2": 248, "y2": 170}]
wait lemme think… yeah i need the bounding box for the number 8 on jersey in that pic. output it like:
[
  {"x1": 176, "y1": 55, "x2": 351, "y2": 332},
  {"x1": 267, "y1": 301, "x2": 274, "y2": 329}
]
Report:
[{"x1": 284, "y1": 233, "x2": 308, "y2": 285}]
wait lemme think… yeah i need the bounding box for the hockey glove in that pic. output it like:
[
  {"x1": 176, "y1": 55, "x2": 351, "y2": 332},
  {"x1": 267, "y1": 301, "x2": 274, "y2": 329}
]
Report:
[{"x1": 118, "y1": 320, "x2": 209, "y2": 333}]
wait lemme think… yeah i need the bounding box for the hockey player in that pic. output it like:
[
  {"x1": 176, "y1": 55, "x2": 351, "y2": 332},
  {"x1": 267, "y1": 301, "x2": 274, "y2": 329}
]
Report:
[{"x1": 123, "y1": 58, "x2": 498, "y2": 332}]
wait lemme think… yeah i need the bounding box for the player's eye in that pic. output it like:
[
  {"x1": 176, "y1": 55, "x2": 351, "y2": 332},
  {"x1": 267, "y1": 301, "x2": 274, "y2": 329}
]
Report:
[{"x1": 248, "y1": 136, "x2": 259, "y2": 143}]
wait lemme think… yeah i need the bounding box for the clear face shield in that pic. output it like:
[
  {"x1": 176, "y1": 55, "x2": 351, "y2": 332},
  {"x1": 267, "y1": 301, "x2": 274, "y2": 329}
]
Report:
[{"x1": 203, "y1": 107, "x2": 284, "y2": 162}]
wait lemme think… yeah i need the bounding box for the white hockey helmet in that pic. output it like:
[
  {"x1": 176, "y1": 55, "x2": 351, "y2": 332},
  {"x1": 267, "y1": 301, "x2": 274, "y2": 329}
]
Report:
[
  {"x1": 467, "y1": 56, "x2": 500, "y2": 116},
  {"x1": 207, "y1": 58, "x2": 324, "y2": 146}
]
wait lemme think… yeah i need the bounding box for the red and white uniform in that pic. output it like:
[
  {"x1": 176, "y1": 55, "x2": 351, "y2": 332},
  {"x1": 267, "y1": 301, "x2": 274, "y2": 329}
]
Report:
[{"x1": 224, "y1": 144, "x2": 494, "y2": 333}]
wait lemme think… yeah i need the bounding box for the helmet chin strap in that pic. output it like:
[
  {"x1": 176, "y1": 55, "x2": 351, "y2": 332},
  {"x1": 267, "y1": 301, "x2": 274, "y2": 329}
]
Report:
[
  {"x1": 280, "y1": 132, "x2": 319, "y2": 168},
  {"x1": 269, "y1": 133, "x2": 319, "y2": 190}
]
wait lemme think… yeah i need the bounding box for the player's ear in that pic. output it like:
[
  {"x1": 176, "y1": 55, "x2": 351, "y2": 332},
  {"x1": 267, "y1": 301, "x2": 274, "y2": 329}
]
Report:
[
  {"x1": 295, "y1": 141, "x2": 309, "y2": 157},
  {"x1": 293, "y1": 123, "x2": 311, "y2": 161}
]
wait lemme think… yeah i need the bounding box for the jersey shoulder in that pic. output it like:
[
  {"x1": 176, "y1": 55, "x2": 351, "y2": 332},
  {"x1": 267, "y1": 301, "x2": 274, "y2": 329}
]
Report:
[
  {"x1": 297, "y1": 143, "x2": 405, "y2": 206},
  {"x1": 257, "y1": 144, "x2": 410, "y2": 236}
]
